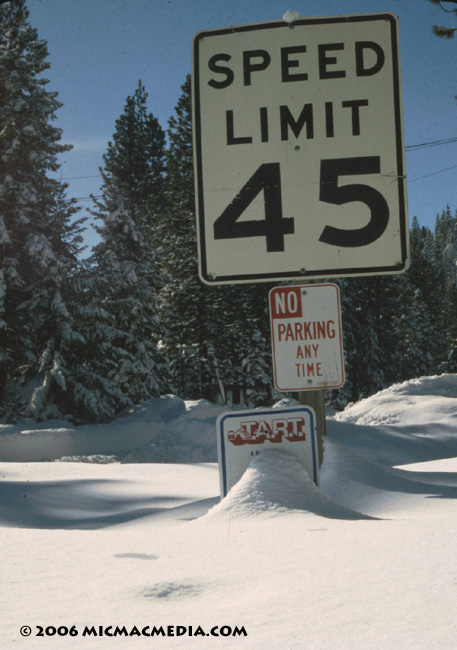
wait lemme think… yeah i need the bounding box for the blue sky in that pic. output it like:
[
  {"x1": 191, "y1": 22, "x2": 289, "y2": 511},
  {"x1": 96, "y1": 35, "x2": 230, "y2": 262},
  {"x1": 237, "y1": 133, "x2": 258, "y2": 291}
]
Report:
[{"x1": 26, "y1": 0, "x2": 457, "y2": 251}]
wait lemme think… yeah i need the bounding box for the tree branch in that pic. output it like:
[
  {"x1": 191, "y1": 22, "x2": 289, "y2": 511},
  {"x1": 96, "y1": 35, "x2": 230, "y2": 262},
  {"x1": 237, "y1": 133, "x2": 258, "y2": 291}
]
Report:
[{"x1": 433, "y1": 24, "x2": 457, "y2": 37}]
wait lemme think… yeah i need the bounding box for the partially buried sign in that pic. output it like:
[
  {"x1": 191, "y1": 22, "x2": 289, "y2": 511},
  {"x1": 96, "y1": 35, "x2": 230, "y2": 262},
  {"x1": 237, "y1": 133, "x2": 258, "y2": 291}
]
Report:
[
  {"x1": 192, "y1": 12, "x2": 408, "y2": 284},
  {"x1": 269, "y1": 283, "x2": 344, "y2": 391},
  {"x1": 216, "y1": 406, "x2": 318, "y2": 497}
]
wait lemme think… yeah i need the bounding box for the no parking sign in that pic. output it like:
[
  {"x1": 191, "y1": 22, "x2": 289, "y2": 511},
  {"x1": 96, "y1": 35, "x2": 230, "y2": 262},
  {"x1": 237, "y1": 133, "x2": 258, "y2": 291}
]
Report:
[{"x1": 269, "y1": 283, "x2": 344, "y2": 391}]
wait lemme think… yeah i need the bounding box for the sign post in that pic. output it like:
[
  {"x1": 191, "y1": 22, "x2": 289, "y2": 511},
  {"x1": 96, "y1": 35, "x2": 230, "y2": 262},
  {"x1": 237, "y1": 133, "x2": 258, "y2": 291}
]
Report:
[
  {"x1": 295, "y1": 383, "x2": 326, "y2": 468},
  {"x1": 269, "y1": 281, "x2": 344, "y2": 466},
  {"x1": 192, "y1": 12, "x2": 409, "y2": 488}
]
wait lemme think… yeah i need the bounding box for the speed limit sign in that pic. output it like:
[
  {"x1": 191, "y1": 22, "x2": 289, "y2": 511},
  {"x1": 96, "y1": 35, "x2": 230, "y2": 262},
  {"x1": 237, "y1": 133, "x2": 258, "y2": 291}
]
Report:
[{"x1": 192, "y1": 13, "x2": 409, "y2": 284}]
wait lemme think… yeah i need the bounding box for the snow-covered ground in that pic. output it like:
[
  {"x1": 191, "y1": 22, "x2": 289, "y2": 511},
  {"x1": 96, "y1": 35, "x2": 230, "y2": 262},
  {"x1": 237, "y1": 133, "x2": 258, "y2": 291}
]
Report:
[{"x1": 3, "y1": 374, "x2": 457, "y2": 649}]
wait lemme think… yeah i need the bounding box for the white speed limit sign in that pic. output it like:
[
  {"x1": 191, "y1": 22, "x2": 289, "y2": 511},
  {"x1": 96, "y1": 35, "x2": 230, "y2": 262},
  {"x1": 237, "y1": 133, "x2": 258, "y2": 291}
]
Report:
[{"x1": 192, "y1": 12, "x2": 409, "y2": 284}]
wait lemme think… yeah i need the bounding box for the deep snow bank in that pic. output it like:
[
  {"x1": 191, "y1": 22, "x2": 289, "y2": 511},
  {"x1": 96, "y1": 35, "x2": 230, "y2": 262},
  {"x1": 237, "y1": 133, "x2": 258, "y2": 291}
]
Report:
[
  {"x1": 326, "y1": 374, "x2": 457, "y2": 465},
  {"x1": 206, "y1": 449, "x2": 373, "y2": 520},
  {"x1": 1, "y1": 374, "x2": 457, "y2": 465},
  {"x1": 0, "y1": 395, "x2": 227, "y2": 462},
  {"x1": 335, "y1": 374, "x2": 457, "y2": 426}
]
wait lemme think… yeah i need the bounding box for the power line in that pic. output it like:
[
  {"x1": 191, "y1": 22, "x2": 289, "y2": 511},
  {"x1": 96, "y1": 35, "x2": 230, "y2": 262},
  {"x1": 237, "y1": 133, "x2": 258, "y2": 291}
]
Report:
[
  {"x1": 61, "y1": 174, "x2": 101, "y2": 180},
  {"x1": 61, "y1": 135, "x2": 457, "y2": 198},
  {"x1": 74, "y1": 195, "x2": 103, "y2": 203},
  {"x1": 409, "y1": 164, "x2": 457, "y2": 183},
  {"x1": 406, "y1": 136, "x2": 457, "y2": 151},
  {"x1": 55, "y1": 135, "x2": 457, "y2": 183}
]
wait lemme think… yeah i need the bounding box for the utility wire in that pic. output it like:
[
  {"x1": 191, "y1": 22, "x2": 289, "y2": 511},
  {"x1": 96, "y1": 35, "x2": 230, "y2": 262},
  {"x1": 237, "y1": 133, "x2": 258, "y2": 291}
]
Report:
[
  {"x1": 406, "y1": 136, "x2": 457, "y2": 151},
  {"x1": 60, "y1": 135, "x2": 457, "y2": 180},
  {"x1": 62, "y1": 135, "x2": 457, "y2": 201},
  {"x1": 409, "y1": 164, "x2": 457, "y2": 183},
  {"x1": 74, "y1": 196, "x2": 103, "y2": 203},
  {"x1": 61, "y1": 174, "x2": 101, "y2": 180}
]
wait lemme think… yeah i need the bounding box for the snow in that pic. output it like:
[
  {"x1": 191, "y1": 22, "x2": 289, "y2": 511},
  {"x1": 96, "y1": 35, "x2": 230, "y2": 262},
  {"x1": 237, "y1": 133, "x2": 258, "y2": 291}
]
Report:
[
  {"x1": 283, "y1": 10, "x2": 301, "y2": 24},
  {"x1": 0, "y1": 395, "x2": 227, "y2": 462},
  {"x1": 335, "y1": 374, "x2": 457, "y2": 426},
  {"x1": 3, "y1": 375, "x2": 457, "y2": 648}
]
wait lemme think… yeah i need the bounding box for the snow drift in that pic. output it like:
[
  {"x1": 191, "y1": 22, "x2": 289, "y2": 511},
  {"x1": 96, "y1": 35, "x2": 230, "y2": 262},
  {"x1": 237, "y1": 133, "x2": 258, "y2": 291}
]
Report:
[
  {"x1": 206, "y1": 449, "x2": 374, "y2": 520},
  {"x1": 0, "y1": 395, "x2": 227, "y2": 462},
  {"x1": 2, "y1": 373, "x2": 457, "y2": 465},
  {"x1": 3, "y1": 374, "x2": 457, "y2": 649}
]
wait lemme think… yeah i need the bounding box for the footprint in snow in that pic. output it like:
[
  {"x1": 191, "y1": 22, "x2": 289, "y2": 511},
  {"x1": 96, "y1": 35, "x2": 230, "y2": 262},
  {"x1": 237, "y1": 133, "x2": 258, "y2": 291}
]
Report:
[
  {"x1": 114, "y1": 553, "x2": 159, "y2": 561},
  {"x1": 143, "y1": 582, "x2": 205, "y2": 600}
]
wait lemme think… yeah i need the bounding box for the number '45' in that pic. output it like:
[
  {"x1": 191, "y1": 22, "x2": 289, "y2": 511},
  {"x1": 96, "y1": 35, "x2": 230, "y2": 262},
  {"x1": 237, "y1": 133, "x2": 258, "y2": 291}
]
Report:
[{"x1": 213, "y1": 157, "x2": 389, "y2": 250}]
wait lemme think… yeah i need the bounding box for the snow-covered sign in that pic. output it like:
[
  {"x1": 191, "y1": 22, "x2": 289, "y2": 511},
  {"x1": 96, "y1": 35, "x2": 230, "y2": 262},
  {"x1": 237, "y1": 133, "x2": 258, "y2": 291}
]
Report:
[
  {"x1": 269, "y1": 283, "x2": 344, "y2": 391},
  {"x1": 216, "y1": 406, "x2": 318, "y2": 496},
  {"x1": 192, "y1": 13, "x2": 409, "y2": 285}
]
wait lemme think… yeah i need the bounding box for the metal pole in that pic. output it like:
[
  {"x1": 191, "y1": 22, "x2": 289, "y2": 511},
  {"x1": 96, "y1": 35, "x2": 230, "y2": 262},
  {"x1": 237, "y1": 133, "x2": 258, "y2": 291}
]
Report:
[
  {"x1": 293, "y1": 280, "x2": 326, "y2": 467},
  {"x1": 294, "y1": 387, "x2": 326, "y2": 468}
]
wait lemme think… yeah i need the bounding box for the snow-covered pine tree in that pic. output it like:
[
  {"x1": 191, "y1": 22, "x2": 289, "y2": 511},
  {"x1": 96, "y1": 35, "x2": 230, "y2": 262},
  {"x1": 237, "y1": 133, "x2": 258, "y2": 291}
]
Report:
[
  {"x1": 20, "y1": 182, "x2": 87, "y2": 420},
  {"x1": 158, "y1": 75, "x2": 212, "y2": 398},
  {"x1": 399, "y1": 284, "x2": 436, "y2": 379},
  {"x1": 432, "y1": 208, "x2": 457, "y2": 367},
  {"x1": 230, "y1": 283, "x2": 276, "y2": 406},
  {"x1": 0, "y1": 0, "x2": 87, "y2": 420},
  {"x1": 335, "y1": 277, "x2": 386, "y2": 403},
  {"x1": 403, "y1": 216, "x2": 440, "y2": 374},
  {"x1": 159, "y1": 76, "x2": 276, "y2": 406},
  {"x1": 434, "y1": 206, "x2": 454, "y2": 284},
  {"x1": 89, "y1": 81, "x2": 170, "y2": 407},
  {"x1": 334, "y1": 216, "x2": 447, "y2": 409},
  {"x1": 409, "y1": 217, "x2": 437, "y2": 302}
]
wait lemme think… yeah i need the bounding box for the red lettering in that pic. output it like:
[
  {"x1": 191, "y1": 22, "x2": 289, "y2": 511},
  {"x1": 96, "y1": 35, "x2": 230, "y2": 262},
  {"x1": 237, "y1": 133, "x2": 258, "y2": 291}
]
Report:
[
  {"x1": 327, "y1": 320, "x2": 336, "y2": 338},
  {"x1": 294, "y1": 322, "x2": 304, "y2": 340},
  {"x1": 285, "y1": 324, "x2": 294, "y2": 341},
  {"x1": 303, "y1": 322, "x2": 312, "y2": 339},
  {"x1": 317, "y1": 321, "x2": 326, "y2": 338},
  {"x1": 228, "y1": 417, "x2": 308, "y2": 445},
  {"x1": 285, "y1": 417, "x2": 306, "y2": 440}
]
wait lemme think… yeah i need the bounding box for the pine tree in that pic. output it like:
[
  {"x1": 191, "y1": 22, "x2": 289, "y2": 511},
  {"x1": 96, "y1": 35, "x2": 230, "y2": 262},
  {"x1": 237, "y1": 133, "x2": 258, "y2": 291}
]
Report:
[
  {"x1": 21, "y1": 182, "x2": 84, "y2": 420},
  {"x1": 158, "y1": 75, "x2": 211, "y2": 398},
  {"x1": 199, "y1": 282, "x2": 275, "y2": 406},
  {"x1": 337, "y1": 278, "x2": 385, "y2": 403},
  {"x1": 231, "y1": 284, "x2": 275, "y2": 406},
  {"x1": 333, "y1": 211, "x2": 457, "y2": 409},
  {"x1": 89, "y1": 81, "x2": 170, "y2": 408},
  {"x1": 404, "y1": 216, "x2": 441, "y2": 372},
  {"x1": 0, "y1": 0, "x2": 86, "y2": 420},
  {"x1": 432, "y1": 208, "x2": 457, "y2": 367},
  {"x1": 159, "y1": 76, "x2": 276, "y2": 406}
]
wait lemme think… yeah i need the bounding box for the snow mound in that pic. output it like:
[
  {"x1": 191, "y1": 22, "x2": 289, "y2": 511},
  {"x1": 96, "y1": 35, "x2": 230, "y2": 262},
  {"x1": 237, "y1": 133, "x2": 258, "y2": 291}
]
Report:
[
  {"x1": 55, "y1": 454, "x2": 118, "y2": 464},
  {"x1": 3, "y1": 375, "x2": 457, "y2": 464},
  {"x1": 327, "y1": 416, "x2": 457, "y2": 466},
  {"x1": 271, "y1": 397, "x2": 298, "y2": 409},
  {"x1": 205, "y1": 450, "x2": 372, "y2": 520},
  {"x1": 283, "y1": 10, "x2": 300, "y2": 23},
  {"x1": 125, "y1": 394, "x2": 187, "y2": 420},
  {"x1": 121, "y1": 418, "x2": 217, "y2": 463},
  {"x1": 122, "y1": 399, "x2": 228, "y2": 463},
  {"x1": 321, "y1": 437, "x2": 457, "y2": 518},
  {"x1": 335, "y1": 374, "x2": 457, "y2": 427},
  {"x1": 0, "y1": 394, "x2": 228, "y2": 463}
]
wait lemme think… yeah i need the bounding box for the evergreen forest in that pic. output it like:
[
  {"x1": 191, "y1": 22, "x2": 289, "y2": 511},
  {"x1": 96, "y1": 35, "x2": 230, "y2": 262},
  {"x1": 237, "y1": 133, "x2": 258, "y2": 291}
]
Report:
[{"x1": 1, "y1": 1, "x2": 457, "y2": 424}]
